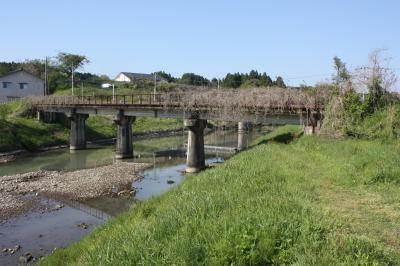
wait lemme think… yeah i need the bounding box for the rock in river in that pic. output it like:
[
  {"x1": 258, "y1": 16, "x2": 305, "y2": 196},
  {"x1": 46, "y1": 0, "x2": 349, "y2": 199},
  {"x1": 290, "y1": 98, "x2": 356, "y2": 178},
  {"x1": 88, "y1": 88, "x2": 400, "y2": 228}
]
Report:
[{"x1": 19, "y1": 253, "x2": 33, "y2": 263}]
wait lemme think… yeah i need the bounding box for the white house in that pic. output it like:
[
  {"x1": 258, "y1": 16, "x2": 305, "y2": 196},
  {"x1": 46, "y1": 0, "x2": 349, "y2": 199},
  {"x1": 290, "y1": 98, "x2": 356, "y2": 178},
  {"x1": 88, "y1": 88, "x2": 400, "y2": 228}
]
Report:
[
  {"x1": 0, "y1": 69, "x2": 44, "y2": 103},
  {"x1": 114, "y1": 72, "x2": 167, "y2": 83}
]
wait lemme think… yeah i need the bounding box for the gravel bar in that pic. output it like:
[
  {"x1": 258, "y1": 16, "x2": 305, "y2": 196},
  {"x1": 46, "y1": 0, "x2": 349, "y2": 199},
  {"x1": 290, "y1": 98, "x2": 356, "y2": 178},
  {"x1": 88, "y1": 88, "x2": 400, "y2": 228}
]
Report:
[{"x1": 0, "y1": 162, "x2": 151, "y2": 221}]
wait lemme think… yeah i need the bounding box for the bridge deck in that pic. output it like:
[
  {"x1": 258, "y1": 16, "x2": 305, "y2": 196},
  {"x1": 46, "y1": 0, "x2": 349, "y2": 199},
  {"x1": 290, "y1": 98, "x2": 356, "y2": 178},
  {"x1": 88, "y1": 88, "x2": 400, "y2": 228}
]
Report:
[{"x1": 32, "y1": 94, "x2": 320, "y2": 124}]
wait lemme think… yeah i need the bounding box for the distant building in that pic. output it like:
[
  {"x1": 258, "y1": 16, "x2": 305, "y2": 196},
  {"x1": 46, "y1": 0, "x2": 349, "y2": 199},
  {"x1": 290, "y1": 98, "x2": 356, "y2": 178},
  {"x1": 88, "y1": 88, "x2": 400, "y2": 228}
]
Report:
[
  {"x1": 0, "y1": 69, "x2": 44, "y2": 103},
  {"x1": 114, "y1": 72, "x2": 167, "y2": 83}
]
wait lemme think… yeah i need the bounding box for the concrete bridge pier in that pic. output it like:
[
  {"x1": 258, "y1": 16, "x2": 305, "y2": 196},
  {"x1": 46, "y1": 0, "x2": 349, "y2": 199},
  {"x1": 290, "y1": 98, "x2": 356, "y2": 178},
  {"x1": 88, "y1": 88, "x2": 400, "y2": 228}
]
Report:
[
  {"x1": 304, "y1": 110, "x2": 322, "y2": 135},
  {"x1": 37, "y1": 110, "x2": 57, "y2": 123},
  {"x1": 69, "y1": 113, "x2": 89, "y2": 150},
  {"x1": 237, "y1": 121, "x2": 248, "y2": 151},
  {"x1": 184, "y1": 118, "x2": 207, "y2": 173},
  {"x1": 114, "y1": 113, "x2": 135, "y2": 159}
]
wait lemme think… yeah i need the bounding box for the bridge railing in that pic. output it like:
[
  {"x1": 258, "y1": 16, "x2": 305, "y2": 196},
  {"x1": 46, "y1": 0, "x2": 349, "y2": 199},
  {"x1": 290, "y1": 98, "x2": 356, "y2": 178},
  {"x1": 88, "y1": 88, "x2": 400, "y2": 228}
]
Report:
[{"x1": 31, "y1": 93, "x2": 182, "y2": 107}]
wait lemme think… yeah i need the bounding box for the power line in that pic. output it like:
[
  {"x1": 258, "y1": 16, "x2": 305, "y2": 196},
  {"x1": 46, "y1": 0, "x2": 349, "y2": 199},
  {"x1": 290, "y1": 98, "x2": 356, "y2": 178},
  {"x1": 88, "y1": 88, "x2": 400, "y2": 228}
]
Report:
[{"x1": 284, "y1": 74, "x2": 332, "y2": 80}]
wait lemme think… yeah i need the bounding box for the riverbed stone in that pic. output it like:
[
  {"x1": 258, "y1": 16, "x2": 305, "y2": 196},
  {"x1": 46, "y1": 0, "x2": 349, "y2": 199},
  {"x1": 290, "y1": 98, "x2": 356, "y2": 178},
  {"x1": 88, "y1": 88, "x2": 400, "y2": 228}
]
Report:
[
  {"x1": 19, "y1": 253, "x2": 33, "y2": 263},
  {"x1": 77, "y1": 222, "x2": 89, "y2": 229},
  {"x1": 54, "y1": 204, "x2": 64, "y2": 210}
]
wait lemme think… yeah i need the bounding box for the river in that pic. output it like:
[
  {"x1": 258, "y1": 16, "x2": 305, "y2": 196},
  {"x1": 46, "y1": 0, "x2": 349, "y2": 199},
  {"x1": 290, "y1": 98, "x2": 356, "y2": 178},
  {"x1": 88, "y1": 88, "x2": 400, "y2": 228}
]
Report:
[{"x1": 0, "y1": 127, "x2": 269, "y2": 265}]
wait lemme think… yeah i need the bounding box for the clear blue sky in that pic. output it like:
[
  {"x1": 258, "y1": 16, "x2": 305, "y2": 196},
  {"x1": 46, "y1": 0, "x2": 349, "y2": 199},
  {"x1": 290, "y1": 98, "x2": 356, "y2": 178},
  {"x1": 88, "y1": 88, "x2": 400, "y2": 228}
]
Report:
[{"x1": 2, "y1": 0, "x2": 400, "y2": 86}]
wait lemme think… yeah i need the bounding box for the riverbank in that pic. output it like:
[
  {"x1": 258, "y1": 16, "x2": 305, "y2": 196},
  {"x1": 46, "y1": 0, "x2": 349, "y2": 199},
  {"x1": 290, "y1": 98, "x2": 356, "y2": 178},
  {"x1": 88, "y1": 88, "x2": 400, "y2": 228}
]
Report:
[
  {"x1": 0, "y1": 162, "x2": 151, "y2": 221},
  {"x1": 1, "y1": 126, "x2": 256, "y2": 265},
  {"x1": 39, "y1": 125, "x2": 400, "y2": 265}
]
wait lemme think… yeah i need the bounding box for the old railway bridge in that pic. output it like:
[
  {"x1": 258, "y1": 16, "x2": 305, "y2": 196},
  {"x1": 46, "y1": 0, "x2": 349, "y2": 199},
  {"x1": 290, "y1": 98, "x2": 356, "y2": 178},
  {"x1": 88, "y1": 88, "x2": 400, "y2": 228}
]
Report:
[{"x1": 33, "y1": 93, "x2": 323, "y2": 173}]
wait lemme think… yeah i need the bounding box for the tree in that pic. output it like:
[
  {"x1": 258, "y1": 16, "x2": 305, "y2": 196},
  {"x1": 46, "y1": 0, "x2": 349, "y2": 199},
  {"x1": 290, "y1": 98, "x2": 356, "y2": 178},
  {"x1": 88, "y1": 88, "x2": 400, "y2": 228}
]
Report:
[
  {"x1": 152, "y1": 71, "x2": 176, "y2": 83},
  {"x1": 274, "y1": 76, "x2": 286, "y2": 88},
  {"x1": 248, "y1": 70, "x2": 259, "y2": 79},
  {"x1": 0, "y1": 60, "x2": 45, "y2": 77},
  {"x1": 179, "y1": 73, "x2": 210, "y2": 86},
  {"x1": 211, "y1": 78, "x2": 219, "y2": 88},
  {"x1": 57, "y1": 52, "x2": 89, "y2": 95},
  {"x1": 0, "y1": 62, "x2": 19, "y2": 76},
  {"x1": 241, "y1": 78, "x2": 263, "y2": 88},
  {"x1": 355, "y1": 49, "x2": 397, "y2": 112},
  {"x1": 333, "y1": 56, "x2": 351, "y2": 95},
  {"x1": 47, "y1": 71, "x2": 69, "y2": 93},
  {"x1": 222, "y1": 71, "x2": 276, "y2": 88},
  {"x1": 261, "y1": 72, "x2": 273, "y2": 87},
  {"x1": 222, "y1": 73, "x2": 242, "y2": 88}
]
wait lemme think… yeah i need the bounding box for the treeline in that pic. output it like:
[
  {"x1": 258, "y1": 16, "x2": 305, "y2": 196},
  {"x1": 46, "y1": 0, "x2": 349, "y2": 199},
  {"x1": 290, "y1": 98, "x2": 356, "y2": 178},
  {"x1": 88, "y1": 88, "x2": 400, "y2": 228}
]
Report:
[
  {"x1": 220, "y1": 70, "x2": 286, "y2": 88},
  {"x1": 154, "y1": 70, "x2": 286, "y2": 88},
  {"x1": 0, "y1": 54, "x2": 109, "y2": 94},
  {"x1": 1, "y1": 53, "x2": 287, "y2": 94}
]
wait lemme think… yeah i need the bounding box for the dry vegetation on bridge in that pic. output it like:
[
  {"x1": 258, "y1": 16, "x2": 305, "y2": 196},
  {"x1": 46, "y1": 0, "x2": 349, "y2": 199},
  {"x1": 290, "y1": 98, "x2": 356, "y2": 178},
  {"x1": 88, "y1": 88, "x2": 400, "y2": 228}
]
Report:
[
  {"x1": 31, "y1": 87, "x2": 332, "y2": 117},
  {"x1": 162, "y1": 87, "x2": 330, "y2": 113}
]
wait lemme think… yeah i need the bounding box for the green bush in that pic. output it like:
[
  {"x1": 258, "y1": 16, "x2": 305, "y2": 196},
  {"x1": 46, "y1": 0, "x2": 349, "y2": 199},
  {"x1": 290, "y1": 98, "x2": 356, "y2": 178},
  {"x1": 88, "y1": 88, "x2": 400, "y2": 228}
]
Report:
[
  {"x1": 323, "y1": 90, "x2": 400, "y2": 140},
  {"x1": 0, "y1": 101, "x2": 22, "y2": 119},
  {"x1": 356, "y1": 105, "x2": 400, "y2": 139},
  {"x1": 0, "y1": 105, "x2": 8, "y2": 119}
]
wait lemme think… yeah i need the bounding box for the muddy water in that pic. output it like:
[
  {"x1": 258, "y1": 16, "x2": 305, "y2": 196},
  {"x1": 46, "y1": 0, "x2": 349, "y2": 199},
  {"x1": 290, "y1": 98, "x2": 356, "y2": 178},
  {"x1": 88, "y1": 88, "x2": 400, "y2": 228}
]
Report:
[{"x1": 0, "y1": 127, "x2": 269, "y2": 265}]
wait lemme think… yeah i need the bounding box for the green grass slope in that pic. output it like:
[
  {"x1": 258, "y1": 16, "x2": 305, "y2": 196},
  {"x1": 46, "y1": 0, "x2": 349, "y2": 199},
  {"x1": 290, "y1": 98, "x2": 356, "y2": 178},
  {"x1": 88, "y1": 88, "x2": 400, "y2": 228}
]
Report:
[
  {"x1": 40, "y1": 125, "x2": 400, "y2": 265},
  {"x1": 0, "y1": 101, "x2": 182, "y2": 152},
  {"x1": 0, "y1": 102, "x2": 68, "y2": 151},
  {"x1": 85, "y1": 116, "x2": 182, "y2": 141},
  {"x1": 0, "y1": 117, "x2": 69, "y2": 152}
]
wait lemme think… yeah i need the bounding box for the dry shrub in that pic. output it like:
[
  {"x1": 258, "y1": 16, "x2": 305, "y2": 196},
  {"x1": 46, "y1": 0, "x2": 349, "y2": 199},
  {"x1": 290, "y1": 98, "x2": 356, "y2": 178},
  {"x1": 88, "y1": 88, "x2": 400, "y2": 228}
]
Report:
[{"x1": 320, "y1": 96, "x2": 347, "y2": 138}]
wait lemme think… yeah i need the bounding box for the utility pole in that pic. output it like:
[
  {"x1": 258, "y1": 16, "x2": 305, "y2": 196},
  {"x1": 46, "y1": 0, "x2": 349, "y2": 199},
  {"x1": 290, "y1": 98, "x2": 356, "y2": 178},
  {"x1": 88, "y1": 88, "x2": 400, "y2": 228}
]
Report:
[
  {"x1": 71, "y1": 64, "x2": 74, "y2": 96},
  {"x1": 44, "y1": 57, "x2": 48, "y2": 96},
  {"x1": 81, "y1": 82, "x2": 83, "y2": 97},
  {"x1": 217, "y1": 79, "x2": 220, "y2": 90},
  {"x1": 153, "y1": 73, "x2": 157, "y2": 102},
  {"x1": 112, "y1": 83, "x2": 115, "y2": 102}
]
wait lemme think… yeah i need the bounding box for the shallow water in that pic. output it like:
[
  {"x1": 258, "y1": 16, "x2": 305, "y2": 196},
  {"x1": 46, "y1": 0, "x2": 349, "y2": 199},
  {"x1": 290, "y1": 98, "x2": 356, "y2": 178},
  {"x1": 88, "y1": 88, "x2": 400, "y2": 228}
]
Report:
[
  {"x1": 0, "y1": 196, "x2": 107, "y2": 265},
  {"x1": 0, "y1": 127, "x2": 269, "y2": 265}
]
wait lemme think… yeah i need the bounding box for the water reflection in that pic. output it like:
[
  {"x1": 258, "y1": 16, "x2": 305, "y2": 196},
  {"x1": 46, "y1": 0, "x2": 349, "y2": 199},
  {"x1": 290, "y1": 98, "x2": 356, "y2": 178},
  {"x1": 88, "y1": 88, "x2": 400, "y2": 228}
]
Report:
[
  {"x1": 0, "y1": 127, "x2": 268, "y2": 176},
  {"x1": 0, "y1": 127, "x2": 271, "y2": 265}
]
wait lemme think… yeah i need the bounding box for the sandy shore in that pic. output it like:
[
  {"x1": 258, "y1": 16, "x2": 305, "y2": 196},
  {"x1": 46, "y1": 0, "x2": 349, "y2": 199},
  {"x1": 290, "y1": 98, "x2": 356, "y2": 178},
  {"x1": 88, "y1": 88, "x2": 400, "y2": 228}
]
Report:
[{"x1": 0, "y1": 162, "x2": 151, "y2": 221}]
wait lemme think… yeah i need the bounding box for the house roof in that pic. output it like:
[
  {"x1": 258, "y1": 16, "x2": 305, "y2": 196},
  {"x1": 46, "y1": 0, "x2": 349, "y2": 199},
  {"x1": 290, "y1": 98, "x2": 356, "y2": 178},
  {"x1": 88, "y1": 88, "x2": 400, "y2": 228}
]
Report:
[
  {"x1": 0, "y1": 69, "x2": 44, "y2": 81},
  {"x1": 118, "y1": 72, "x2": 166, "y2": 82}
]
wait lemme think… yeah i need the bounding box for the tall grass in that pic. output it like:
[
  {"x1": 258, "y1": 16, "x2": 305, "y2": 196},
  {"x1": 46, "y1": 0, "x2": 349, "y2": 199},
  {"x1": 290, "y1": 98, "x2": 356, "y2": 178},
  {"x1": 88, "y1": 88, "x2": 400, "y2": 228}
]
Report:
[
  {"x1": 354, "y1": 104, "x2": 400, "y2": 140},
  {"x1": 40, "y1": 126, "x2": 400, "y2": 265}
]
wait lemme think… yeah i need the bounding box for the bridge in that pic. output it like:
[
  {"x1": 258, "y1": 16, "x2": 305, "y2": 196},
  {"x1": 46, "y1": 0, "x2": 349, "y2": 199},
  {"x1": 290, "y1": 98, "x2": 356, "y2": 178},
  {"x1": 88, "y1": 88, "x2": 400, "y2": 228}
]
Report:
[{"x1": 32, "y1": 92, "x2": 323, "y2": 173}]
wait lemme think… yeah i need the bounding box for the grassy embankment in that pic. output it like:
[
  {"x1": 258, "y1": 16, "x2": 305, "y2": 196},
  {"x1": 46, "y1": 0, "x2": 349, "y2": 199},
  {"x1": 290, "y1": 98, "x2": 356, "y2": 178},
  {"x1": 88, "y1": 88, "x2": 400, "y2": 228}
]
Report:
[
  {"x1": 0, "y1": 101, "x2": 69, "y2": 152},
  {"x1": 0, "y1": 101, "x2": 182, "y2": 152},
  {"x1": 40, "y1": 125, "x2": 400, "y2": 265}
]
